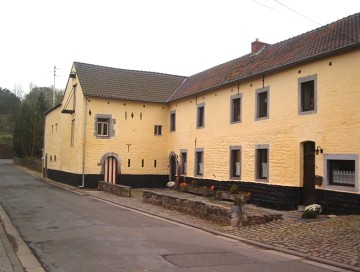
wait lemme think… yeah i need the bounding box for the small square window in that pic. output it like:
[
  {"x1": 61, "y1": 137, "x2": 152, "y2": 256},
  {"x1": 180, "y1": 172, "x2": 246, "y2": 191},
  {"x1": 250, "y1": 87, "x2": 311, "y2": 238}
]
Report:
[
  {"x1": 195, "y1": 149, "x2": 204, "y2": 176},
  {"x1": 170, "y1": 111, "x2": 176, "y2": 132},
  {"x1": 197, "y1": 104, "x2": 205, "y2": 128},
  {"x1": 231, "y1": 95, "x2": 241, "y2": 123},
  {"x1": 154, "y1": 125, "x2": 162, "y2": 136},
  {"x1": 256, "y1": 147, "x2": 269, "y2": 180}
]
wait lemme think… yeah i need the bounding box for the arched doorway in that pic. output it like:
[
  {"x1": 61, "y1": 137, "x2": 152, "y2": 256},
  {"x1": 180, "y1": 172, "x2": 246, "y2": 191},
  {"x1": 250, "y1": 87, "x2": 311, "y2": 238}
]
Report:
[
  {"x1": 302, "y1": 141, "x2": 316, "y2": 205},
  {"x1": 169, "y1": 152, "x2": 177, "y2": 182},
  {"x1": 104, "y1": 156, "x2": 117, "y2": 183},
  {"x1": 100, "y1": 153, "x2": 121, "y2": 184}
]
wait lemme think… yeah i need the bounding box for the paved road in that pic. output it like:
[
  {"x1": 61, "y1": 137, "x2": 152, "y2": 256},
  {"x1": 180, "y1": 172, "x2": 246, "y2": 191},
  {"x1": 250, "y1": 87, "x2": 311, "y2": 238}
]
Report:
[{"x1": 0, "y1": 160, "x2": 347, "y2": 271}]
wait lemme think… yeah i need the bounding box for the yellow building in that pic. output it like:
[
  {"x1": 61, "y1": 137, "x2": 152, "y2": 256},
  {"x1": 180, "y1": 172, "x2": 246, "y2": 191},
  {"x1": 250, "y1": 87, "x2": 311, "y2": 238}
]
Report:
[{"x1": 44, "y1": 13, "x2": 360, "y2": 213}]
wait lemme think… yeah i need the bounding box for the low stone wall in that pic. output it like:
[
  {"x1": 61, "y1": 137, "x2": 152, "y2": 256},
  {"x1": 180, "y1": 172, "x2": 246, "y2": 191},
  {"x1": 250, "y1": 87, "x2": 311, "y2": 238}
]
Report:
[
  {"x1": 13, "y1": 157, "x2": 42, "y2": 172},
  {"x1": 98, "y1": 181, "x2": 131, "y2": 197},
  {"x1": 142, "y1": 190, "x2": 231, "y2": 225},
  {"x1": 142, "y1": 190, "x2": 282, "y2": 227}
]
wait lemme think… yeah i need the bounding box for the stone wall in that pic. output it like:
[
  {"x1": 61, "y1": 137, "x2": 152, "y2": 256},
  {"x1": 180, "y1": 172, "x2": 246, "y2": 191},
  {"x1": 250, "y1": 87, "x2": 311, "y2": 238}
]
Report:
[
  {"x1": 98, "y1": 181, "x2": 131, "y2": 197},
  {"x1": 142, "y1": 190, "x2": 282, "y2": 227},
  {"x1": 13, "y1": 157, "x2": 42, "y2": 172}
]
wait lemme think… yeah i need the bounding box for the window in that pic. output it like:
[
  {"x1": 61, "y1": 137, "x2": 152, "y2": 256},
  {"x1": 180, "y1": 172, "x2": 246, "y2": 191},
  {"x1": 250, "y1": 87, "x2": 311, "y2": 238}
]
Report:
[
  {"x1": 325, "y1": 154, "x2": 358, "y2": 191},
  {"x1": 154, "y1": 125, "x2": 162, "y2": 136},
  {"x1": 230, "y1": 146, "x2": 241, "y2": 178},
  {"x1": 70, "y1": 119, "x2": 75, "y2": 147},
  {"x1": 256, "y1": 88, "x2": 269, "y2": 119},
  {"x1": 97, "y1": 118, "x2": 109, "y2": 136},
  {"x1": 256, "y1": 145, "x2": 269, "y2": 180},
  {"x1": 195, "y1": 148, "x2": 204, "y2": 176},
  {"x1": 197, "y1": 103, "x2": 205, "y2": 128},
  {"x1": 170, "y1": 111, "x2": 176, "y2": 132},
  {"x1": 180, "y1": 150, "x2": 187, "y2": 175},
  {"x1": 299, "y1": 74, "x2": 317, "y2": 114},
  {"x1": 95, "y1": 114, "x2": 114, "y2": 138},
  {"x1": 231, "y1": 94, "x2": 242, "y2": 123}
]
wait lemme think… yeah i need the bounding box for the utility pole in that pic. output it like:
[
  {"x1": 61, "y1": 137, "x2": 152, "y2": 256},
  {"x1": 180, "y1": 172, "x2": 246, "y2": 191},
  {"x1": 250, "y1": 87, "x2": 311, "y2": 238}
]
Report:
[{"x1": 52, "y1": 65, "x2": 59, "y2": 107}]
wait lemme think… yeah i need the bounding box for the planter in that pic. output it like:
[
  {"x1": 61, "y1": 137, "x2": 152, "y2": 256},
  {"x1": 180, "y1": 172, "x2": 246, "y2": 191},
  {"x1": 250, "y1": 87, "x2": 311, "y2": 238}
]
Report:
[
  {"x1": 181, "y1": 186, "x2": 214, "y2": 196},
  {"x1": 221, "y1": 192, "x2": 251, "y2": 202}
]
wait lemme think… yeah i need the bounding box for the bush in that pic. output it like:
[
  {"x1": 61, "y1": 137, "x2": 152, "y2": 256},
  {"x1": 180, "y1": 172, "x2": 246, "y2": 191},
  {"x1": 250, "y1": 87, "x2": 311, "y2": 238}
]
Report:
[
  {"x1": 301, "y1": 210, "x2": 318, "y2": 219},
  {"x1": 229, "y1": 184, "x2": 239, "y2": 194},
  {"x1": 191, "y1": 180, "x2": 198, "y2": 187}
]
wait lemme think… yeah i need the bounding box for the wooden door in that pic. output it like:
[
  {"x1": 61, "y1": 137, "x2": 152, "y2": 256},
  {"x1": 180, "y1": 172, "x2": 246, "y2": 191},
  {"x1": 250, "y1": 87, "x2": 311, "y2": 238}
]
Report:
[
  {"x1": 104, "y1": 156, "x2": 117, "y2": 184},
  {"x1": 303, "y1": 142, "x2": 316, "y2": 205}
]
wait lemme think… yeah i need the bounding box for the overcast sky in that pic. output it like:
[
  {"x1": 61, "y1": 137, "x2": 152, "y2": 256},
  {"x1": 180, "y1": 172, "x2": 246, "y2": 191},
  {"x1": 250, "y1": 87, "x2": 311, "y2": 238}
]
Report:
[{"x1": 0, "y1": 0, "x2": 359, "y2": 94}]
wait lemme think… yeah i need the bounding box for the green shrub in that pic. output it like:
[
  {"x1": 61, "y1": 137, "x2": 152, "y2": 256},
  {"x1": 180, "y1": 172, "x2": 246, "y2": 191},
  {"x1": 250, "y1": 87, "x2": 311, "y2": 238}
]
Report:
[
  {"x1": 229, "y1": 184, "x2": 239, "y2": 194},
  {"x1": 191, "y1": 180, "x2": 198, "y2": 187},
  {"x1": 301, "y1": 210, "x2": 318, "y2": 219}
]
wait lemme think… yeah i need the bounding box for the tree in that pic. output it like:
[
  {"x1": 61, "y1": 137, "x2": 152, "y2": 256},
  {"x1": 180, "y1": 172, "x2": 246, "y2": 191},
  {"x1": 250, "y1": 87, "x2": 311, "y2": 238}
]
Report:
[{"x1": 13, "y1": 86, "x2": 63, "y2": 158}]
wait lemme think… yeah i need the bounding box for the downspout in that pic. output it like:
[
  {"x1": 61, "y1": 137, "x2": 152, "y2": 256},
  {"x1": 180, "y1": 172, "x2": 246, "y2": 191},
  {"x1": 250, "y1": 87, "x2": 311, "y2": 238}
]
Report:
[{"x1": 80, "y1": 96, "x2": 88, "y2": 188}]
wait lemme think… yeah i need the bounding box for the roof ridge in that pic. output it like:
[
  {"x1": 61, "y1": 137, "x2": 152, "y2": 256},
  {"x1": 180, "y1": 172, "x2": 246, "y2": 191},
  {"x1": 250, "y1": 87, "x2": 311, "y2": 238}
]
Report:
[{"x1": 74, "y1": 61, "x2": 187, "y2": 79}]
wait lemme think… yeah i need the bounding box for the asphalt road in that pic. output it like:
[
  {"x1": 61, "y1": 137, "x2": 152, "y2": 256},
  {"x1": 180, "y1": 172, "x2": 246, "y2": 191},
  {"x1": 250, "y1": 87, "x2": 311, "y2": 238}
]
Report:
[{"x1": 0, "y1": 160, "x2": 344, "y2": 272}]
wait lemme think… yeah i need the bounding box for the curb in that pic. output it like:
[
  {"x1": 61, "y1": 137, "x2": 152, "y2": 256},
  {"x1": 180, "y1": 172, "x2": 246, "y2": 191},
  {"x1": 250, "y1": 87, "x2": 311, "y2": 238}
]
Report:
[
  {"x1": 17, "y1": 165, "x2": 360, "y2": 272},
  {"x1": 0, "y1": 220, "x2": 24, "y2": 272}
]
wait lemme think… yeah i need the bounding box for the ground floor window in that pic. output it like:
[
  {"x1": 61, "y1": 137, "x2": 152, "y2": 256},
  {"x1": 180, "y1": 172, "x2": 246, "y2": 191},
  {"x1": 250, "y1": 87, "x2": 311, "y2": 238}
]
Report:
[
  {"x1": 180, "y1": 150, "x2": 187, "y2": 175},
  {"x1": 230, "y1": 146, "x2": 241, "y2": 179},
  {"x1": 325, "y1": 154, "x2": 358, "y2": 190},
  {"x1": 256, "y1": 145, "x2": 269, "y2": 181},
  {"x1": 195, "y1": 148, "x2": 204, "y2": 176}
]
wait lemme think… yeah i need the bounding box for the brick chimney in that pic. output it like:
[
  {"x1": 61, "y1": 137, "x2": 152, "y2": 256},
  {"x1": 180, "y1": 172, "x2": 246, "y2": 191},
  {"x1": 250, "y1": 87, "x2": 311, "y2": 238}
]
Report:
[{"x1": 251, "y1": 38, "x2": 269, "y2": 53}]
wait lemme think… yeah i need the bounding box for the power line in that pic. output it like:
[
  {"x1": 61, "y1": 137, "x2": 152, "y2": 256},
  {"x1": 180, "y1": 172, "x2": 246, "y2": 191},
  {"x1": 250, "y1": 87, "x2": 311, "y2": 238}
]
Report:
[
  {"x1": 250, "y1": 0, "x2": 279, "y2": 12},
  {"x1": 273, "y1": 0, "x2": 321, "y2": 26}
]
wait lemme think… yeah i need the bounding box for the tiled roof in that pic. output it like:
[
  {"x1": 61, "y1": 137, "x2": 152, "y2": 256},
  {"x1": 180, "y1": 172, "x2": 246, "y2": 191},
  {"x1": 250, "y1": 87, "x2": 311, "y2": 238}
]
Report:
[
  {"x1": 168, "y1": 13, "x2": 360, "y2": 101},
  {"x1": 74, "y1": 62, "x2": 186, "y2": 103}
]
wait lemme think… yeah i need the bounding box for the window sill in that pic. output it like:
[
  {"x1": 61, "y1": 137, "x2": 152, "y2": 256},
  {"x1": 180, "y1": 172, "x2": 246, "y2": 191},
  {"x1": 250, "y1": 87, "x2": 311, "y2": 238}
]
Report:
[
  {"x1": 255, "y1": 116, "x2": 269, "y2": 121},
  {"x1": 324, "y1": 184, "x2": 357, "y2": 193},
  {"x1": 230, "y1": 121, "x2": 241, "y2": 124},
  {"x1": 299, "y1": 109, "x2": 317, "y2": 115}
]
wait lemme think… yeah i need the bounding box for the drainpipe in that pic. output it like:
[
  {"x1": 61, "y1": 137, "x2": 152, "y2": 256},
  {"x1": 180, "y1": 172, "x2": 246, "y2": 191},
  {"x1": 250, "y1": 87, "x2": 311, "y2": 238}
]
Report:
[{"x1": 80, "y1": 96, "x2": 88, "y2": 188}]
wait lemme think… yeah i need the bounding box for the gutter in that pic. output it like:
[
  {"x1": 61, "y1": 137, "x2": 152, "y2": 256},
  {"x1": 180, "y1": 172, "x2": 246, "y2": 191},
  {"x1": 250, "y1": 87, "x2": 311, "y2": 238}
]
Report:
[{"x1": 80, "y1": 96, "x2": 88, "y2": 188}]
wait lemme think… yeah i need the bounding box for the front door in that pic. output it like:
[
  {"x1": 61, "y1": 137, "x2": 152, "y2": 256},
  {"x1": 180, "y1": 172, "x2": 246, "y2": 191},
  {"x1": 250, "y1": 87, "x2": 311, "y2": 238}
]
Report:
[
  {"x1": 303, "y1": 142, "x2": 316, "y2": 205},
  {"x1": 169, "y1": 154, "x2": 176, "y2": 182},
  {"x1": 104, "y1": 156, "x2": 117, "y2": 184}
]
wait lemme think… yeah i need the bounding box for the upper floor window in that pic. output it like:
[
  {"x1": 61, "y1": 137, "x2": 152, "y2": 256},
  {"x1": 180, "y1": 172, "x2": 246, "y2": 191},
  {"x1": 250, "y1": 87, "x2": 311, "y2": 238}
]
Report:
[
  {"x1": 255, "y1": 145, "x2": 269, "y2": 181},
  {"x1": 197, "y1": 103, "x2": 205, "y2": 128},
  {"x1": 95, "y1": 114, "x2": 115, "y2": 138},
  {"x1": 154, "y1": 125, "x2": 162, "y2": 136},
  {"x1": 97, "y1": 118, "x2": 109, "y2": 136},
  {"x1": 256, "y1": 87, "x2": 269, "y2": 120},
  {"x1": 170, "y1": 111, "x2": 176, "y2": 132},
  {"x1": 325, "y1": 154, "x2": 358, "y2": 191},
  {"x1": 299, "y1": 74, "x2": 317, "y2": 114},
  {"x1": 230, "y1": 94, "x2": 242, "y2": 123}
]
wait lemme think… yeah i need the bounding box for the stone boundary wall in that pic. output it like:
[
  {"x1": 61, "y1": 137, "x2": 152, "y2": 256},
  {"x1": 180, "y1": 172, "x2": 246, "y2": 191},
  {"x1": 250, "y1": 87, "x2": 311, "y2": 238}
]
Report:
[
  {"x1": 13, "y1": 157, "x2": 42, "y2": 172},
  {"x1": 142, "y1": 190, "x2": 231, "y2": 225},
  {"x1": 142, "y1": 190, "x2": 283, "y2": 227},
  {"x1": 98, "y1": 181, "x2": 131, "y2": 197}
]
